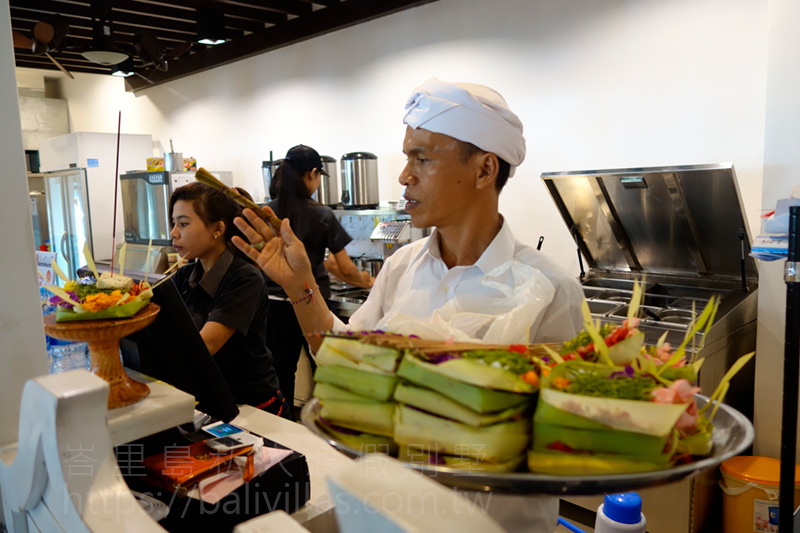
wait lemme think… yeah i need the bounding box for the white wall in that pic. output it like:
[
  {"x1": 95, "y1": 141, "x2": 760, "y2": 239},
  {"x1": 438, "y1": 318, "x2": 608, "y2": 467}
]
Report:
[
  {"x1": 754, "y1": 0, "x2": 800, "y2": 459},
  {"x1": 44, "y1": 0, "x2": 768, "y2": 275},
  {"x1": 0, "y1": 0, "x2": 49, "y2": 448}
]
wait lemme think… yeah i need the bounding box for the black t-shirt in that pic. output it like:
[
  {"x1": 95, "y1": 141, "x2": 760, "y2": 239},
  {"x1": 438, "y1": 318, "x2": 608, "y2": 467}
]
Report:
[
  {"x1": 266, "y1": 199, "x2": 351, "y2": 299},
  {"x1": 173, "y1": 249, "x2": 280, "y2": 407}
]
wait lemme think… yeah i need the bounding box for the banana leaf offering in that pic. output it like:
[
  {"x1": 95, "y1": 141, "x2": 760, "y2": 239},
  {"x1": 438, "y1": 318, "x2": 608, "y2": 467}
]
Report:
[
  {"x1": 312, "y1": 332, "x2": 544, "y2": 471},
  {"x1": 529, "y1": 279, "x2": 754, "y2": 475},
  {"x1": 46, "y1": 242, "x2": 158, "y2": 322},
  {"x1": 49, "y1": 273, "x2": 153, "y2": 322}
]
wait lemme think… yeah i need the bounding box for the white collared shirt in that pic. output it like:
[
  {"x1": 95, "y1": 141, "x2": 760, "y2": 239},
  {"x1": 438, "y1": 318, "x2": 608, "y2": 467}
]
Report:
[{"x1": 332, "y1": 219, "x2": 584, "y2": 343}]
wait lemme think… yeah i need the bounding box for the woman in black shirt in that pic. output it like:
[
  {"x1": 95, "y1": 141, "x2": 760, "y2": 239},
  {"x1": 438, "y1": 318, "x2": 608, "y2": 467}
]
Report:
[
  {"x1": 169, "y1": 182, "x2": 289, "y2": 418},
  {"x1": 266, "y1": 145, "x2": 372, "y2": 414}
]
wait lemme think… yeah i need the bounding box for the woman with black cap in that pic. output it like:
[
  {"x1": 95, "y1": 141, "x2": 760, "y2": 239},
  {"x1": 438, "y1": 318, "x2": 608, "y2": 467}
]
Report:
[{"x1": 266, "y1": 144, "x2": 373, "y2": 417}]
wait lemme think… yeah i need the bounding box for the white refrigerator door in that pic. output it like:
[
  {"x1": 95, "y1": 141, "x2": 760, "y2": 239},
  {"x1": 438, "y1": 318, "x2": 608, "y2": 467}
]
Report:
[
  {"x1": 43, "y1": 169, "x2": 92, "y2": 281},
  {"x1": 39, "y1": 132, "x2": 153, "y2": 262}
]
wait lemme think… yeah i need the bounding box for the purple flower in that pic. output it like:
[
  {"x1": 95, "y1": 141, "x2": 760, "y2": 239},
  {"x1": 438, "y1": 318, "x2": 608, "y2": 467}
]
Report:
[
  {"x1": 608, "y1": 365, "x2": 637, "y2": 379},
  {"x1": 426, "y1": 352, "x2": 461, "y2": 365},
  {"x1": 49, "y1": 293, "x2": 76, "y2": 309}
]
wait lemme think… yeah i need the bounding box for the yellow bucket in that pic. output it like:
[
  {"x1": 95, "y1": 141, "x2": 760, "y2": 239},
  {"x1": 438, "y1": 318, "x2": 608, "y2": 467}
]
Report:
[{"x1": 719, "y1": 456, "x2": 800, "y2": 533}]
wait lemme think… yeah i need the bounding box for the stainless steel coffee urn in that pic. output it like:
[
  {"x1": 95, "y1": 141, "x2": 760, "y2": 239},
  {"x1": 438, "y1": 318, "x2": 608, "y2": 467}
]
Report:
[
  {"x1": 340, "y1": 152, "x2": 378, "y2": 208},
  {"x1": 314, "y1": 155, "x2": 339, "y2": 207}
]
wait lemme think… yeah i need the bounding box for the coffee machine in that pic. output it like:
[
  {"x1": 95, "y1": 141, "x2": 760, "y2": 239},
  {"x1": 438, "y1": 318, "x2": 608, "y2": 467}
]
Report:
[
  {"x1": 118, "y1": 169, "x2": 233, "y2": 272},
  {"x1": 326, "y1": 205, "x2": 428, "y2": 319}
]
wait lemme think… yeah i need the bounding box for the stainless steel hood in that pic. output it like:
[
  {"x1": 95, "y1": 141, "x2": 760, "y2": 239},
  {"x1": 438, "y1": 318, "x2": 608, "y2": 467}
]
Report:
[
  {"x1": 542, "y1": 162, "x2": 758, "y2": 419},
  {"x1": 542, "y1": 163, "x2": 757, "y2": 286},
  {"x1": 542, "y1": 163, "x2": 758, "y2": 533}
]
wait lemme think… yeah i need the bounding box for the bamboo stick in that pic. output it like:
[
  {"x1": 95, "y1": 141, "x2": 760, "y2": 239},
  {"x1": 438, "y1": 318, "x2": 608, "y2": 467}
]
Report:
[
  {"x1": 310, "y1": 331, "x2": 558, "y2": 359},
  {"x1": 194, "y1": 167, "x2": 282, "y2": 232}
]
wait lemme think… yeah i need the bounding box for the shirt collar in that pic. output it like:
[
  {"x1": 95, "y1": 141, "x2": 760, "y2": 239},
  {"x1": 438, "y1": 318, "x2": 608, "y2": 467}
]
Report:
[
  {"x1": 474, "y1": 216, "x2": 515, "y2": 273},
  {"x1": 188, "y1": 248, "x2": 235, "y2": 297},
  {"x1": 422, "y1": 217, "x2": 515, "y2": 273}
]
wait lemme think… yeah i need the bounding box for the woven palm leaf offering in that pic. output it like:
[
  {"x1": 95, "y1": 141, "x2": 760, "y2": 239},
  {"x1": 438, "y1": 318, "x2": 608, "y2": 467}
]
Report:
[
  {"x1": 528, "y1": 279, "x2": 754, "y2": 475},
  {"x1": 45, "y1": 243, "x2": 163, "y2": 322},
  {"x1": 311, "y1": 332, "x2": 549, "y2": 472}
]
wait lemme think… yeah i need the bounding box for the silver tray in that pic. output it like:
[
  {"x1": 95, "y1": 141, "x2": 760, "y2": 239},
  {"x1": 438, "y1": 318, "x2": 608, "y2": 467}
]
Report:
[{"x1": 300, "y1": 395, "x2": 753, "y2": 495}]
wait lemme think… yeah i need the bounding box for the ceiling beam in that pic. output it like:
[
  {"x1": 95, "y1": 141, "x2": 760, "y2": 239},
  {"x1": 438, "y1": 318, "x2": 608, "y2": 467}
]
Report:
[
  {"x1": 125, "y1": 0, "x2": 287, "y2": 25},
  {"x1": 226, "y1": 0, "x2": 312, "y2": 17},
  {"x1": 125, "y1": 0, "x2": 440, "y2": 91}
]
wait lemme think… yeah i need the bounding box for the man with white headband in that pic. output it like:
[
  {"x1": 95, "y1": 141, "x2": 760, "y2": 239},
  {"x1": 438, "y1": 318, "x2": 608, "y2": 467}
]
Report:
[{"x1": 234, "y1": 78, "x2": 583, "y2": 531}]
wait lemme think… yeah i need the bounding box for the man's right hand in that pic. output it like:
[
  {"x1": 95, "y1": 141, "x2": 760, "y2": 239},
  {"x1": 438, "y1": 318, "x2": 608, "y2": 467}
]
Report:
[{"x1": 233, "y1": 207, "x2": 315, "y2": 295}]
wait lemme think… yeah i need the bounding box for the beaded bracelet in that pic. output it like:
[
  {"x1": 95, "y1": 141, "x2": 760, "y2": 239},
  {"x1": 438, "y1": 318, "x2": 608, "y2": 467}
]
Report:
[{"x1": 290, "y1": 283, "x2": 319, "y2": 305}]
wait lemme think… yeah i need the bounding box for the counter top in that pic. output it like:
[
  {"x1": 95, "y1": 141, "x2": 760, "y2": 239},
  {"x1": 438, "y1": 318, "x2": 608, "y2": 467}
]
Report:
[
  {"x1": 231, "y1": 405, "x2": 353, "y2": 527},
  {"x1": 108, "y1": 368, "x2": 195, "y2": 446}
]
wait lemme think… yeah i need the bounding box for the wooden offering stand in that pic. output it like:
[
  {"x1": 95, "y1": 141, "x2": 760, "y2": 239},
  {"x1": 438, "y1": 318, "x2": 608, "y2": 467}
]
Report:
[{"x1": 43, "y1": 303, "x2": 160, "y2": 409}]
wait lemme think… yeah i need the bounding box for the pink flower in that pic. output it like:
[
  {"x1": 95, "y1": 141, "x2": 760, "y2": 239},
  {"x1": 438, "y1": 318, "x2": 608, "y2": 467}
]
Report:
[
  {"x1": 623, "y1": 317, "x2": 641, "y2": 330},
  {"x1": 651, "y1": 379, "x2": 700, "y2": 404},
  {"x1": 675, "y1": 400, "x2": 699, "y2": 436},
  {"x1": 655, "y1": 343, "x2": 673, "y2": 362}
]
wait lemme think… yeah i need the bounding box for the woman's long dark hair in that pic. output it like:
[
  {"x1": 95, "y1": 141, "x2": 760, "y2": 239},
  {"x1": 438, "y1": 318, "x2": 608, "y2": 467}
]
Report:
[
  {"x1": 169, "y1": 182, "x2": 253, "y2": 262},
  {"x1": 271, "y1": 160, "x2": 317, "y2": 219}
]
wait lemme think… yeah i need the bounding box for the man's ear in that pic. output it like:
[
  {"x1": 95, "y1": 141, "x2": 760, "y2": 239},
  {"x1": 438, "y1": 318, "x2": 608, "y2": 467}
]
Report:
[{"x1": 475, "y1": 152, "x2": 499, "y2": 191}]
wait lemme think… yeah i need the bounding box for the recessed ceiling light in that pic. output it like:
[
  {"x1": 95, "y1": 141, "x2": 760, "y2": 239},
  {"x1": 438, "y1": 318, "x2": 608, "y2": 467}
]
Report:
[{"x1": 197, "y1": 8, "x2": 225, "y2": 46}]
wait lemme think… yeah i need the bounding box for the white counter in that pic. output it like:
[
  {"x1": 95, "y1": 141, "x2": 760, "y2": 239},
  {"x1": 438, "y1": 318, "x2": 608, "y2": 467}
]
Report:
[{"x1": 231, "y1": 405, "x2": 353, "y2": 529}]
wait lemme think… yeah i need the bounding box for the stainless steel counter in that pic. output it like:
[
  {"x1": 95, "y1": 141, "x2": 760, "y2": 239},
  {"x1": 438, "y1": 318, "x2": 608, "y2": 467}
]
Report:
[{"x1": 326, "y1": 282, "x2": 369, "y2": 321}]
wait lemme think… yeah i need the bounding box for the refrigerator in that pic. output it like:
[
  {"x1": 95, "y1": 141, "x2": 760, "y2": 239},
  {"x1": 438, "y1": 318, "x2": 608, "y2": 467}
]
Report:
[
  {"x1": 38, "y1": 132, "x2": 154, "y2": 263},
  {"x1": 40, "y1": 168, "x2": 93, "y2": 281}
]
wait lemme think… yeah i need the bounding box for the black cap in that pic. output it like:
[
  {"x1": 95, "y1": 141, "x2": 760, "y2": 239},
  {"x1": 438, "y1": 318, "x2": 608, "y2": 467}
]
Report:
[{"x1": 284, "y1": 145, "x2": 329, "y2": 176}]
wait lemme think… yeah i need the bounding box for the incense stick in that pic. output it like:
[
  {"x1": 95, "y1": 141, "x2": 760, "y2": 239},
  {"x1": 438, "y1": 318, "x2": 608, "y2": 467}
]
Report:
[
  {"x1": 194, "y1": 167, "x2": 282, "y2": 232},
  {"x1": 150, "y1": 253, "x2": 187, "y2": 290},
  {"x1": 110, "y1": 110, "x2": 122, "y2": 273}
]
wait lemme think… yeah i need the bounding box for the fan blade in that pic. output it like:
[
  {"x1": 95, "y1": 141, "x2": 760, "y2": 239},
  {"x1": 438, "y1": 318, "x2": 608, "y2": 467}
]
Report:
[
  {"x1": 165, "y1": 41, "x2": 192, "y2": 62},
  {"x1": 12, "y1": 31, "x2": 33, "y2": 49},
  {"x1": 133, "y1": 30, "x2": 162, "y2": 66},
  {"x1": 135, "y1": 68, "x2": 155, "y2": 84},
  {"x1": 48, "y1": 15, "x2": 70, "y2": 50},
  {"x1": 45, "y1": 51, "x2": 74, "y2": 80},
  {"x1": 33, "y1": 20, "x2": 55, "y2": 45}
]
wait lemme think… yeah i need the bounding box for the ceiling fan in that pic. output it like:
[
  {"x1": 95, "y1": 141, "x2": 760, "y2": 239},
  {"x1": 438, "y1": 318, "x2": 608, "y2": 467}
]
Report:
[
  {"x1": 12, "y1": 15, "x2": 74, "y2": 79},
  {"x1": 132, "y1": 30, "x2": 193, "y2": 82}
]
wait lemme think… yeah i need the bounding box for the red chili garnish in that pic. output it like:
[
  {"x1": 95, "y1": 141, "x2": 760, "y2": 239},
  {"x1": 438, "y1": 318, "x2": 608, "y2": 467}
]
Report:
[
  {"x1": 577, "y1": 344, "x2": 595, "y2": 358},
  {"x1": 508, "y1": 344, "x2": 528, "y2": 354},
  {"x1": 546, "y1": 442, "x2": 575, "y2": 453},
  {"x1": 604, "y1": 325, "x2": 630, "y2": 346}
]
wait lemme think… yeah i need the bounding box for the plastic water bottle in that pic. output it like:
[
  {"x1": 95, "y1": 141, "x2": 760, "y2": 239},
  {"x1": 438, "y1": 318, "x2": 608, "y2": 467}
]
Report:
[
  {"x1": 594, "y1": 493, "x2": 646, "y2": 533},
  {"x1": 48, "y1": 341, "x2": 90, "y2": 374}
]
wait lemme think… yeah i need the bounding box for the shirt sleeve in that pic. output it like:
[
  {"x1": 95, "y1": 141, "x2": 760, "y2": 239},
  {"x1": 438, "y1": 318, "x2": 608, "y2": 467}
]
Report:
[
  {"x1": 528, "y1": 275, "x2": 584, "y2": 343},
  {"x1": 207, "y1": 268, "x2": 264, "y2": 336}
]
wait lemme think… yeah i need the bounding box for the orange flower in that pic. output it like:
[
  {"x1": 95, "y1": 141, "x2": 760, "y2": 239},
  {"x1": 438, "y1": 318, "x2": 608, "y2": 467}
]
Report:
[
  {"x1": 521, "y1": 370, "x2": 539, "y2": 387},
  {"x1": 553, "y1": 377, "x2": 571, "y2": 389},
  {"x1": 82, "y1": 290, "x2": 129, "y2": 312}
]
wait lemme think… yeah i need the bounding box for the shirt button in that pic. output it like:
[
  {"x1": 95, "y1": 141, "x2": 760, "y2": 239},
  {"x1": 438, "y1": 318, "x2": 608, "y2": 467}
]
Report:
[{"x1": 442, "y1": 285, "x2": 449, "y2": 293}]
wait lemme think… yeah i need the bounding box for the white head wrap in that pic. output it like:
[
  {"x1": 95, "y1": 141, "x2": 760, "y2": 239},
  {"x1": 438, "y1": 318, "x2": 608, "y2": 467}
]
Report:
[{"x1": 403, "y1": 78, "x2": 526, "y2": 176}]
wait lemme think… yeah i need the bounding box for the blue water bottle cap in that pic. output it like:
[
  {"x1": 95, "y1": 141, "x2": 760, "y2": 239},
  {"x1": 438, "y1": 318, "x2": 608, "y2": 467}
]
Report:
[{"x1": 604, "y1": 493, "x2": 642, "y2": 525}]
